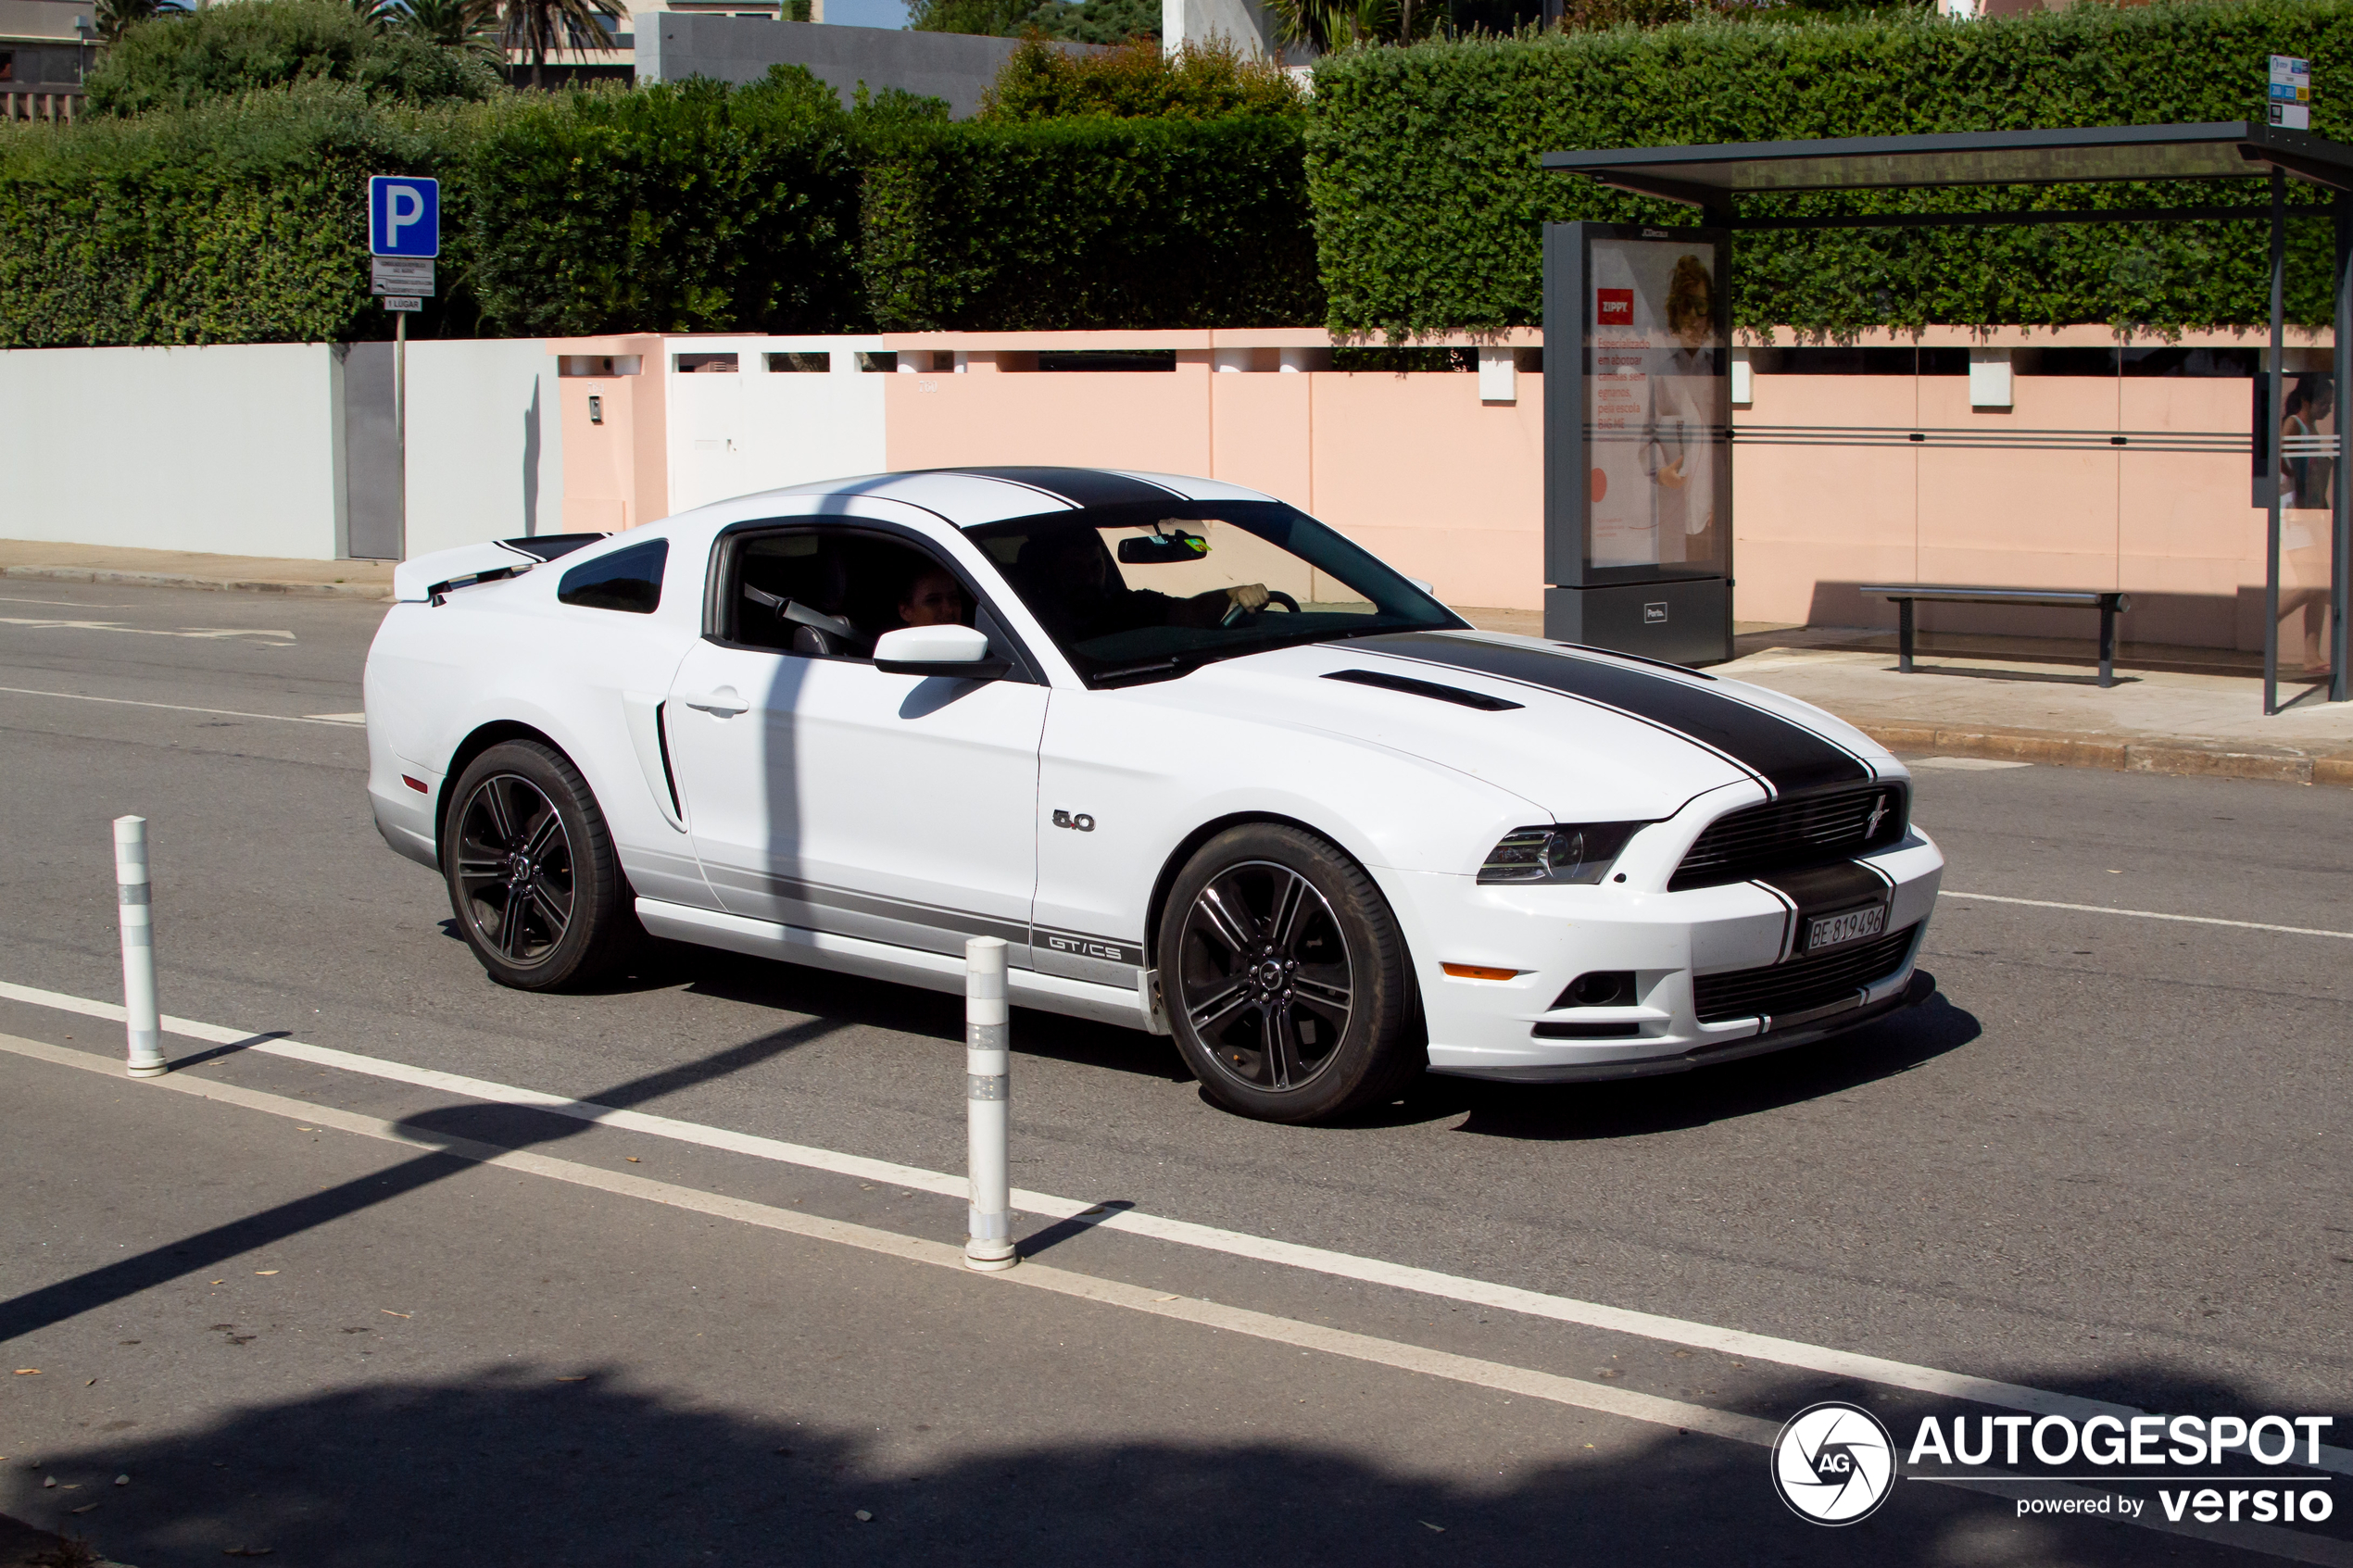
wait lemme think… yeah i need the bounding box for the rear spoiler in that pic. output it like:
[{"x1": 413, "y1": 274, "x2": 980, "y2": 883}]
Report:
[{"x1": 392, "y1": 533, "x2": 607, "y2": 605}]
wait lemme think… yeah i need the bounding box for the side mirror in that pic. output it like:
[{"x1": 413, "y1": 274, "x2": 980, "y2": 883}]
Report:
[{"x1": 873, "y1": 623, "x2": 1011, "y2": 680}]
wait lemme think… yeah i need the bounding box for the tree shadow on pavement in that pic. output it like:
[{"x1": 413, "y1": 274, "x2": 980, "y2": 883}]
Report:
[{"x1": 0, "y1": 1362, "x2": 2277, "y2": 1568}]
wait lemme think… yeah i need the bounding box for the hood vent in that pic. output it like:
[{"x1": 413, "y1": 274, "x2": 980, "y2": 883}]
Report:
[{"x1": 1323, "y1": 669, "x2": 1523, "y2": 712}]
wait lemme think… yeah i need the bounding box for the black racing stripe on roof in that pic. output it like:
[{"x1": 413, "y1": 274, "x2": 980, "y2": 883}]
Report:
[
  {"x1": 936, "y1": 468, "x2": 1182, "y2": 508},
  {"x1": 1359, "y1": 632, "x2": 1870, "y2": 796}
]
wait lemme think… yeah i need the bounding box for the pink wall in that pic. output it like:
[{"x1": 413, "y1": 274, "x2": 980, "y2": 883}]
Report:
[
  {"x1": 547, "y1": 334, "x2": 666, "y2": 533},
  {"x1": 875, "y1": 330, "x2": 1550, "y2": 614},
  {"x1": 551, "y1": 327, "x2": 2314, "y2": 651}
]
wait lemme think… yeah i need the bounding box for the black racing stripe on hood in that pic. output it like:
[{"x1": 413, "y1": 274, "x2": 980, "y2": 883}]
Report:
[
  {"x1": 1360, "y1": 632, "x2": 1870, "y2": 796},
  {"x1": 937, "y1": 468, "x2": 1181, "y2": 509}
]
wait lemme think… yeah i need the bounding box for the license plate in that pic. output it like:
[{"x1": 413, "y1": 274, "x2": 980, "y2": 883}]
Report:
[{"x1": 1806, "y1": 904, "x2": 1886, "y2": 953}]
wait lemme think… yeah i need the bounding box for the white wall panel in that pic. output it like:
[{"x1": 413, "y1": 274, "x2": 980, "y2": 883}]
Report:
[
  {"x1": 0, "y1": 343, "x2": 340, "y2": 558},
  {"x1": 402, "y1": 338, "x2": 568, "y2": 556}
]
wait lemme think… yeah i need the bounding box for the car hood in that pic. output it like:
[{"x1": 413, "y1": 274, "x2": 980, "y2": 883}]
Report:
[{"x1": 1131, "y1": 630, "x2": 1894, "y2": 822}]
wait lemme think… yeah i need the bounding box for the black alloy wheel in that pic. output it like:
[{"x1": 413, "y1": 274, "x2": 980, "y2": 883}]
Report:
[
  {"x1": 1159, "y1": 823, "x2": 1420, "y2": 1123},
  {"x1": 454, "y1": 771, "x2": 573, "y2": 967},
  {"x1": 444, "y1": 739, "x2": 639, "y2": 990}
]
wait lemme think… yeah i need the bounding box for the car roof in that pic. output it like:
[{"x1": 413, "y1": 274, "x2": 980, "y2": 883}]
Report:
[{"x1": 761, "y1": 467, "x2": 1278, "y2": 528}]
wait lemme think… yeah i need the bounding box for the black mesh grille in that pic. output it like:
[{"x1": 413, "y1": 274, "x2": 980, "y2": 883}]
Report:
[
  {"x1": 1670, "y1": 784, "x2": 1908, "y2": 891},
  {"x1": 1692, "y1": 924, "x2": 1919, "y2": 1025}
]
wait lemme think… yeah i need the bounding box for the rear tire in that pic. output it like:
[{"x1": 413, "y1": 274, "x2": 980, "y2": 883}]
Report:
[
  {"x1": 443, "y1": 739, "x2": 640, "y2": 991},
  {"x1": 1157, "y1": 822, "x2": 1421, "y2": 1124}
]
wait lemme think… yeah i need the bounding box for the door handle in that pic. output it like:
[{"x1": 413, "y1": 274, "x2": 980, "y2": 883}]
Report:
[{"x1": 679, "y1": 686, "x2": 748, "y2": 716}]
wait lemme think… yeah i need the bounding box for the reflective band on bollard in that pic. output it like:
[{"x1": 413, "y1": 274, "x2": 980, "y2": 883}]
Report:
[
  {"x1": 115, "y1": 816, "x2": 166, "y2": 1078},
  {"x1": 963, "y1": 935, "x2": 1015, "y2": 1271}
]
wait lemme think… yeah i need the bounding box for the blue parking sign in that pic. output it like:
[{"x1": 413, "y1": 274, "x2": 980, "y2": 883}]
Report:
[{"x1": 369, "y1": 175, "x2": 440, "y2": 258}]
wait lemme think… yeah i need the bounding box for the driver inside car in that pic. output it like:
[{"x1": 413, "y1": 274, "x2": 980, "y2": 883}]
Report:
[
  {"x1": 1028, "y1": 530, "x2": 1269, "y2": 643},
  {"x1": 895, "y1": 565, "x2": 970, "y2": 629}
]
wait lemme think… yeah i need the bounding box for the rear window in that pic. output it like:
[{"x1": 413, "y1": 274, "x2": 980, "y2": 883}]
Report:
[{"x1": 558, "y1": 538, "x2": 667, "y2": 615}]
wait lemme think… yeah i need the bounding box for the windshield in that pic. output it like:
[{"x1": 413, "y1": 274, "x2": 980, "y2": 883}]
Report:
[{"x1": 968, "y1": 502, "x2": 1464, "y2": 685}]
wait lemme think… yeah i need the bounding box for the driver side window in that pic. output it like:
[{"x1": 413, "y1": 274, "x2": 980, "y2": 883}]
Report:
[{"x1": 723, "y1": 526, "x2": 977, "y2": 662}]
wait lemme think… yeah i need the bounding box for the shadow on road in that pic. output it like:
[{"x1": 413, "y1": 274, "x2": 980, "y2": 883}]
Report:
[
  {"x1": 0, "y1": 1361, "x2": 2267, "y2": 1568},
  {"x1": 1436, "y1": 976, "x2": 1980, "y2": 1143},
  {"x1": 0, "y1": 1015, "x2": 845, "y2": 1346}
]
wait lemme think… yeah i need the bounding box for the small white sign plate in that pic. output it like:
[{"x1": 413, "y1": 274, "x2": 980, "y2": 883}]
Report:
[{"x1": 371, "y1": 257, "x2": 435, "y2": 297}]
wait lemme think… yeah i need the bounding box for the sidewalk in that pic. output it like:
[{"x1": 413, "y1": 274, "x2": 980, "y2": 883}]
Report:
[
  {"x1": 4, "y1": 541, "x2": 2345, "y2": 787},
  {"x1": 0, "y1": 540, "x2": 393, "y2": 599},
  {"x1": 1456, "y1": 609, "x2": 2353, "y2": 788}
]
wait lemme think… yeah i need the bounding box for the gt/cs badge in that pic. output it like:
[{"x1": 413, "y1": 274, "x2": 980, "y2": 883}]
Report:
[{"x1": 1051, "y1": 809, "x2": 1096, "y2": 833}]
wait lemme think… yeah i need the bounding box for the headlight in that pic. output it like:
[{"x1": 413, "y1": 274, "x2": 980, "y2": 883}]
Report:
[{"x1": 1478, "y1": 822, "x2": 1645, "y2": 885}]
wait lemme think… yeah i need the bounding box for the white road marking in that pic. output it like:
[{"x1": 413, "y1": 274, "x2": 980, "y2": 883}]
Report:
[
  {"x1": 1908, "y1": 757, "x2": 2034, "y2": 771},
  {"x1": 0, "y1": 595, "x2": 135, "y2": 608},
  {"x1": 5, "y1": 974, "x2": 2347, "y2": 1481},
  {"x1": 303, "y1": 713, "x2": 367, "y2": 725},
  {"x1": 0, "y1": 686, "x2": 359, "y2": 728},
  {"x1": 3, "y1": 1028, "x2": 2343, "y2": 1565},
  {"x1": 1941, "y1": 891, "x2": 2353, "y2": 941},
  {"x1": 0, "y1": 615, "x2": 293, "y2": 643}
]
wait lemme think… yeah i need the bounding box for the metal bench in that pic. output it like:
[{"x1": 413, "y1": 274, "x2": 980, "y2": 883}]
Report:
[{"x1": 1858, "y1": 584, "x2": 2133, "y2": 688}]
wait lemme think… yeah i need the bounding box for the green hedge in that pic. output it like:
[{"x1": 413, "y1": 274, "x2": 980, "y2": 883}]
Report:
[
  {"x1": 0, "y1": 83, "x2": 475, "y2": 346},
  {"x1": 0, "y1": 65, "x2": 1313, "y2": 345},
  {"x1": 463, "y1": 70, "x2": 866, "y2": 336},
  {"x1": 1309, "y1": 0, "x2": 2353, "y2": 338},
  {"x1": 859, "y1": 113, "x2": 1323, "y2": 329}
]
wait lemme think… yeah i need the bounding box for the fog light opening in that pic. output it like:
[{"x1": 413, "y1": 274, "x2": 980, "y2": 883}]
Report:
[{"x1": 1557, "y1": 971, "x2": 1636, "y2": 1009}]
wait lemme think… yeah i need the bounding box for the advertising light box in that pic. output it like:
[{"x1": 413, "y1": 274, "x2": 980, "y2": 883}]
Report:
[{"x1": 1542, "y1": 221, "x2": 1733, "y2": 663}]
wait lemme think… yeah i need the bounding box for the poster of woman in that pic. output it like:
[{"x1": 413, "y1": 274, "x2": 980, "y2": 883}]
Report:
[{"x1": 1583, "y1": 239, "x2": 1729, "y2": 578}]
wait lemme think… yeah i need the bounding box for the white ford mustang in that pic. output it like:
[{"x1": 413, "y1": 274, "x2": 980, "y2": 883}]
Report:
[{"x1": 364, "y1": 467, "x2": 1943, "y2": 1123}]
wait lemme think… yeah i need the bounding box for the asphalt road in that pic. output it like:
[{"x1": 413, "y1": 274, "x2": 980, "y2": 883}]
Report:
[{"x1": 0, "y1": 581, "x2": 2346, "y2": 1567}]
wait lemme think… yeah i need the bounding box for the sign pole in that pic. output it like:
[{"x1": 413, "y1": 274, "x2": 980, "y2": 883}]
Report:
[
  {"x1": 366, "y1": 173, "x2": 439, "y2": 563},
  {"x1": 2266, "y1": 168, "x2": 2286, "y2": 717},
  {"x1": 2336, "y1": 194, "x2": 2351, "y2": 704},
  {"x1": 395, "y1": 307, "x2": 408, "y2": 561}
]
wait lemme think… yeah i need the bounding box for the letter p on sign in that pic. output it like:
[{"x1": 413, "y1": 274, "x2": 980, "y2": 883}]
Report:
[{"x1": 369, "y1": 176, "x2": 440, "y2": 258}]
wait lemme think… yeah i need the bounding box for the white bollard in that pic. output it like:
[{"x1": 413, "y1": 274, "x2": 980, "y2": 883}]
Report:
[
  {"x1": 963, "y1": 935, "x2": 1016, "y2": 1272},
  {"x1": 114, "y1": 816, "x2": 165, "y2": 1078}
]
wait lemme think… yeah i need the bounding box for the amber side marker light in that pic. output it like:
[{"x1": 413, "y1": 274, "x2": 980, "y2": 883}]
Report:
[{"x1": 1441, "y1": 963, "x2": 1518, "y2": 981}]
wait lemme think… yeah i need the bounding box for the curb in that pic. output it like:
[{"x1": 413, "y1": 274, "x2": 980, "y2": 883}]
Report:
[
  {"x1": 1861, "y1": 723, "x2": 2353, "y2": 789},
  {"x1": 1, "y1": 564, "x2": 393, "y2": 601}
]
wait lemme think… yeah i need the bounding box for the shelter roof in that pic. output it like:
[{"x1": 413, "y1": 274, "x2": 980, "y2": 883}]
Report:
[{"x1": 1542, "y1": 122, "x2": 2353, "y2": 207}]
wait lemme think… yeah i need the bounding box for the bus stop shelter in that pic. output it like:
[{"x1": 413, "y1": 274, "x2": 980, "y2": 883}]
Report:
[{"x1": 1541, "y1": 121, "x2": 2353, "y2": 712}]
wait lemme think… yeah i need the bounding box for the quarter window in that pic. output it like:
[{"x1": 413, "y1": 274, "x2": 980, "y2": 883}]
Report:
[{"x1": 558, "y1": 538, "x2": 667, "y2": 614}]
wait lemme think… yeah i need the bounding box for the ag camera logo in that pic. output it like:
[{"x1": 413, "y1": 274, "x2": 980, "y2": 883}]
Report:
[{"x1": 1772, "y1": 1402, "x2": 1896, "y2": 1524}]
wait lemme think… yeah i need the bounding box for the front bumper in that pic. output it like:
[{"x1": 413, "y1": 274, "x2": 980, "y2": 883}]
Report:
[{"x1": 1395, "y1": 831, "x2": 1943, "y2": 1083}]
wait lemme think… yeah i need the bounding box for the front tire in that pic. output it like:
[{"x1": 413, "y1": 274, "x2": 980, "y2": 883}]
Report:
[
  {"x1": 1157, "y1": 823, "x2": 1420, "y2": 1123},
  {"x1": 444, "y1": 739, "x2": 638, "y2": 991}
]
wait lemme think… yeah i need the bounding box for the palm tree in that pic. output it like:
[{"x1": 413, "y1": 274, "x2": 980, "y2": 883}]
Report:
[
  {"x1": 1262, "y1": 0, "x2": 1440, "y2": 52},
  {"x1": 402, "y1": 0, "x2": 501, "y2": 61},
  {"x1": 347, "y1": 0, "x2": 405, "y2": 30},
  {"x1": 94, "y1": 0, "x2": 185, "y2": 46},
  {"x1": 495, "y1": 0, "x2": 623, "y2": 88}
]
